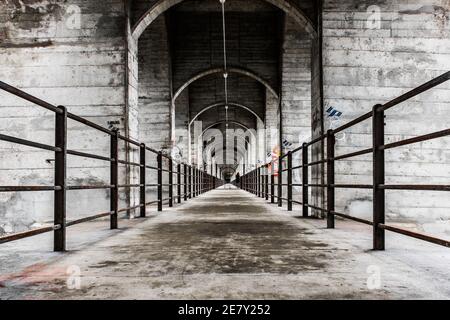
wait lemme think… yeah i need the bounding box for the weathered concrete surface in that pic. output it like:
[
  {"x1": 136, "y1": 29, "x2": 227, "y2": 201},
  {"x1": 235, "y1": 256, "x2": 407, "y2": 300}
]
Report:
[
  {"x1": 1, "y1": 186, "x2": 449, "y2": 300},
  {"x1": 0, "y1": 0, "x2": 129, "y2": 234},
  {"x1": 322, "y1": 0, "x2": 450, "y2": 230}
]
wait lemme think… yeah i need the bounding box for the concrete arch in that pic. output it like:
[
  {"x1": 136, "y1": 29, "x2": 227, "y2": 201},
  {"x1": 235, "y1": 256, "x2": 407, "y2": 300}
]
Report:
[
  {"x1": 132, "y1": 0, "x2": 316, "y2": 40},
  {"x1": 173, "y1": 67, "x2": 279, "y2": 102},
  {"x1": 202, "y1": 120, "x2": 253, "y2": 136},
  {"x1": 189, "y1": 102, "x2": 263, "y2": 127},
  {"x1": 202, "y1": 120, "x2": 257, "y2": 168}
]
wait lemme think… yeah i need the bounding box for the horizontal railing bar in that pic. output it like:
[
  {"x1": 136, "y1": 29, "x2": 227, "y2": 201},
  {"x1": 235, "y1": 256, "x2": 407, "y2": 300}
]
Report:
[
  {"x1": 144, "y1": 146, "x2": 158, "y2": 154},
  {"x1": 66, "y1": 211, "x2": 114, "y2": 227},
  {"x1": 292, "y1": 165, "x2": 303, "y2": 170},
  {"x1": 0, "y1": 186, "x2": 61, "y2": 192},
  {"x1": 0, "y1": 80, "x2": 62, "y2": 114},
  {"x1": 118, "y1": 134, "x2": 140, "y2": 147},
  {"x1": 305, "y1": 184, "x2": 326, "y2": 188},
  {"x1": 67, "y1": 185, "x2": 114, "y2": 190},
  {"x1": 306, "y1": 204, "x2": 327, "y2": 212},
  {"x1": 0, "y1": 134, "x2": 61, "y2": 152},
  {"x1": 381, "y1": 71, "x2": 450, "y2": 112},
  {"x1": 306, "y1": 159, "x2": 327, "y2": 167},
  {"x1": 0, "y1": 225, "x2": 60, "y2": 244},
  {"x1": 117, "y1": 159, "x2": 143, "y2": 167},
  {"x1": 333, "y1": 148, "x2": 373, "y2": 161},
  {"x1": 305, "y1": 133, "x2": 327, "y2": 147},
  {"x1": 332, "y1": 211, "x2": 373, "y2": 226},
  {"x1": 67, "y1": 149, "x2": 113, "y2": 162},
  {"x1": 292, "y1": 200, "x2": 303, "y2": 205},
  {"x1": 379, "y1": 223, "x2": 450, "y2": 248},
  {"x1": 333, "y1": 111, "x2": 372, "y2": 135},
  {"x1": 379, "y1": 184, "x2": 450, "y2": 191},
  {"x1": 118, "y1": 204, "x2": 144, "y2": 213},
  {"x1": 291, "y1": 146, "x2": 302, "y2": 154},
  {"x1": 380, "y1": 128, "x2": 450, "y2": 150},
  {"x1": 333, "y1": 184, "x2": 372, "y2": 189},
  {"x1": 118, "y1": 184, "x2": 144, "y2": 188},
  {"x1": 67, "y1": 112, "x2": 112, "y2": 135}
]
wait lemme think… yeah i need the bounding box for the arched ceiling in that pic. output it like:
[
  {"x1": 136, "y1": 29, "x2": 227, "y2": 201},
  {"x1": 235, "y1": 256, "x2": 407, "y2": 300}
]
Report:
[
  {"x1": 132, "y1": 0, "x2": 316, "y2": 40},
  {"x1": 132, "y1": 0, "x2": 318, "y2": 170}
]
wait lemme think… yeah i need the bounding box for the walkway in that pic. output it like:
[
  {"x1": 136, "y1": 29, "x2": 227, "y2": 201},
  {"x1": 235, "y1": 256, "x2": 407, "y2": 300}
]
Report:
[{"x1": 1, "y1": 186, "x2": 449, "y2": 299}]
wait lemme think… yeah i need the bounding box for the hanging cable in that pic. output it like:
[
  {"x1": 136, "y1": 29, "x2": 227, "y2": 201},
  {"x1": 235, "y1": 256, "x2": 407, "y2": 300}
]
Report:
[{"x1": 220, "y1": 0, "x2": 229, "y2": 127}]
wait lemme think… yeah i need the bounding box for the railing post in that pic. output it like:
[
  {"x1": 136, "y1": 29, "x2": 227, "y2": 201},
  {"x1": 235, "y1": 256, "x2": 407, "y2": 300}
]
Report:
[
  {"x1": 254, "y1": 168, "x2": 257, "y2": 195},
  {"x1": 157, "y1": 152, "x2": 163, "y2": 211},
  {"x1": 287, "y1": 151, "x2": 293, "y2": 211},
  {"x1": 177, "y1": 163, "x2": 181, "y2": 204},
  {"x1": 248, "y1": 173, "x2": 250, "y2": 192},
  {"x1": 302, "y1": 143, "x2": 309, "y2": 217},
  {"x1": 253, "y1": 170, "x2": 256, "y2": 194},
  {"x1": 265, "y1": 164, "x2": 269, "y2": 201},
  {"x1": 211, "y1": 163, "x2": 214, "y2": 190},
  {"x1": 278, "y1": 158, "x2": 282, "y2": 207},
  {"x1": 168, "y1": 158, "x2": 173, "y2": 207},
  {"x1": 197, "y1": 168, "x2": 200, "y2": 195},
  {"x1": 260, "y1": 167, "x2": 264, "y2": 198},
  {"x1": 257, "y1": 167, "x2": 262, "y2": 198},
  {"x1": 110, "y1": 130, "x2": 119, "y2": 229},
  {"x1": 373, "y1": 104, "x2": 385, "y2": 250},
  {"x1": 184, "y1": 164, "x2": 188, "y2": 201},
  {"x1": 193, "y1": 168, "x2": 197, "y2": 198},
  {"x1": 188, "y1": 166, "x2": 192, "y2": 199},
  {"x1": 201, "y1": 170, "x2": 204, "y2": 194},
  {"x1": 327, "y1": 130, "x2": 335, "y2": 228},
  {"x1": 140, "y1": 144, "x2": 146, "y2": 218},
  {"x1": 270, "y1": 163, "x2": 275, "y2": 203},
  {"x1": 197, "y1": 168, "x2": 200, "y2": 196},
  {"x1": 54, "y1": 105, "x2": 67, "y2": 252}
]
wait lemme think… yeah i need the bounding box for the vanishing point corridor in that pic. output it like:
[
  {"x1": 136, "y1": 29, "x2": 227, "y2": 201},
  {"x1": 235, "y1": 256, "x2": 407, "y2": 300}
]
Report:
[
  {"x1": 0, "y1": 0, "x2": 449, "y2": 301},
  {"x1": 1, "y1": 186, "x2": 449, "y2": 300}
]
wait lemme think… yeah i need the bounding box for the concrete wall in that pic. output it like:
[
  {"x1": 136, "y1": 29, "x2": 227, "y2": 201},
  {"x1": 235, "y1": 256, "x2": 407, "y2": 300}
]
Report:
[
  {"x1": 280, "y1": 16, "x2": 313, "y2": 205},
  {"x1": 136, "y1": 14, "x2": 173, "y2": 206},
  {"x1": 0, "y1": 0, "x2": 128, "y2": 235},
  {"x1": 138, "y1": 16, "x2": 172, "y2": 151},
  {"x1": 323, "y1": 0, "x2": 450, "y2": 235},
  {"x1": 265, "y1": 88, "x2": 279, "y2": 159}
]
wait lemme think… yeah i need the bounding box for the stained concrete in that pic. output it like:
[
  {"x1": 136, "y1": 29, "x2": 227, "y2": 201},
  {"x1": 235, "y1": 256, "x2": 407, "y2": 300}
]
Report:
[{"x1": 0, "y1": 185, "x2": 449, "y2": 300}]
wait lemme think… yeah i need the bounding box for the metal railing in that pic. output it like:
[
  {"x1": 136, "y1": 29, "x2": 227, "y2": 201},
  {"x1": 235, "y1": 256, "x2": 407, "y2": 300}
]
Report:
[
  {"x1": 237, "y1": 71, "x2": 450, "y2": 250},
  {"x1": 0, "y1": 81, "x2": 223, "y2": 251}
]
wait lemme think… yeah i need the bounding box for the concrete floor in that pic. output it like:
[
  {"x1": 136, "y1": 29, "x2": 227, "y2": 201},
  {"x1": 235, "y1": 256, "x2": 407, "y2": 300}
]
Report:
[{"x1": 1, "y1": 185, "x2": 449, "y2": 300}]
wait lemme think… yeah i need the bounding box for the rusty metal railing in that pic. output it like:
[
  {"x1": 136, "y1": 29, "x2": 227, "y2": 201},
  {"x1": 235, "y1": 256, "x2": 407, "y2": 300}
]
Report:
[
  {"x1": 237, "y1": 71, "x2": 450, "y2": 250},
  {"x1": 0, "y1": 81, "x2": 223, "y2": 251}
]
